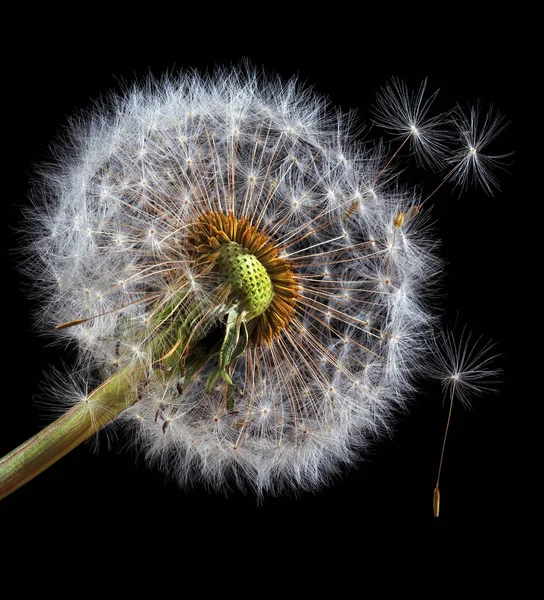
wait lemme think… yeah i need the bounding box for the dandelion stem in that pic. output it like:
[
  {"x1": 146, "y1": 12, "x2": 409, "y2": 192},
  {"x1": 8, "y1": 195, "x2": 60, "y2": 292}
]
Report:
[
  {"x1": 420, "y1": 161, "x2": 463, "y2": 209},
  {"x1": 0, "y1": 366, "x2": 141, "y2": 501},
  {"x1": 434, "y1": 378, "x2": 457, "y2": 517},
  {"x1": 372, "y1": 132, "x2": 413, "y2": 185}
]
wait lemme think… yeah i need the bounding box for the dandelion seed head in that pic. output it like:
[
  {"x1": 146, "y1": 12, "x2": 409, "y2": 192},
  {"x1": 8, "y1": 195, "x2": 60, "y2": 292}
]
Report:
[{"x1": 23, "y1": 67, "x2": 467, "y2": 495}]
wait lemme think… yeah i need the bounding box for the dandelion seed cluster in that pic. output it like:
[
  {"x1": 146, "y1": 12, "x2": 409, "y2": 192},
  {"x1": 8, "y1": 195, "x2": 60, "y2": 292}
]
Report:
[{"x1": 29, "y1": 69, "x2": 443, "y2": 495}]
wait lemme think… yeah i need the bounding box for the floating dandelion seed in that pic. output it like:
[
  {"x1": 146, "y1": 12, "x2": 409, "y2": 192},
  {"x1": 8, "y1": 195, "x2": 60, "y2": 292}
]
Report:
[
  {"x1": 429, "y1": 327, "x2": 501, "y2": 517},
  {"x1": 429, "y1": 327, "x2": 501, "y2": 408},
  {"x1": 0, "y1": 68, "x2": 507, "y2": 501},
  {"x1": 371, "y1": 76, "x2": 450, "y2": 169},
  {"x1": 447, "y1": 103, "x2": 511, "y2": 195}
]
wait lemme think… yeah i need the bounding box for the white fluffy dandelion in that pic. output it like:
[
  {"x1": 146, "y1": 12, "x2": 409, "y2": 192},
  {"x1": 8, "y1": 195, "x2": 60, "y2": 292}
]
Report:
[{"x1": 0, "y1": 68, "x2": 501, "y2": 499}]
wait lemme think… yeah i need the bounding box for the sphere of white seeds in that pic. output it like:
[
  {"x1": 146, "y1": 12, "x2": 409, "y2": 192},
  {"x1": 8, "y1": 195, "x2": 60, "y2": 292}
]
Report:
[{"x1": 29, "y1": 69, "x2": 440, "y2": 495}]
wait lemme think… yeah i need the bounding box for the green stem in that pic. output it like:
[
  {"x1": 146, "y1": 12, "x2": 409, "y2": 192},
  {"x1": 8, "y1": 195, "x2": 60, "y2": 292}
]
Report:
[
  {"x1": 0, "y1": 366, "x2": 141, "y2": 501},
  {"x1": 0, "y1": 286, "x2": 243, "y2": 501}
]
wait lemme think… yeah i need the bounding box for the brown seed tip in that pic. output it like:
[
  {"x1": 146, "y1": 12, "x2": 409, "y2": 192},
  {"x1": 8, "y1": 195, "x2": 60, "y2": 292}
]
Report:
[
  {"x1": 55, "y1": 318, "x2": 87, "y2": 330},
  {"x1": 393, "y1": 210, "x2": 405, "y2": 229},
  {"x1": 433, "y1": 485, "x2": 441, "y2": 518},
  {"x1": 343, "y1": 200, "x2": 359, "y2": 221},
  {"x1": 407, "y1": 205, "x2": 421, "y2": 219}
]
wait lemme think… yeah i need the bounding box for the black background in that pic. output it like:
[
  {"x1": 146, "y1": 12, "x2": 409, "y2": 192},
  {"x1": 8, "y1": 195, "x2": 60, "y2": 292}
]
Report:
[{"x1": 0, "y1": 11, "x2": 517, "y2": 569}]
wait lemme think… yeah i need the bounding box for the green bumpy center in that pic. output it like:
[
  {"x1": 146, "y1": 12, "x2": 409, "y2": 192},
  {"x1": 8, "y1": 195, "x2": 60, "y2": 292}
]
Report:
[{"x1": 217, "y1": 242, "x2": 274, "y2": 318}]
